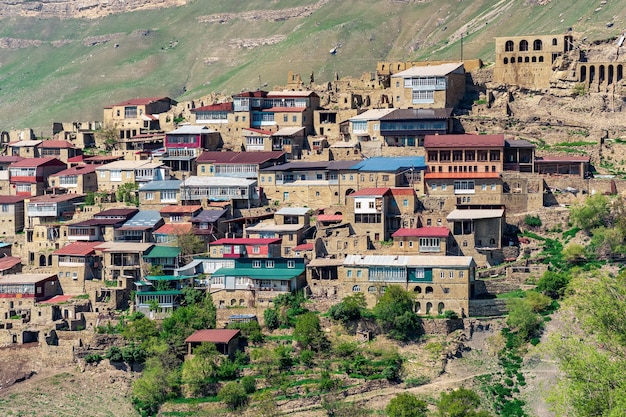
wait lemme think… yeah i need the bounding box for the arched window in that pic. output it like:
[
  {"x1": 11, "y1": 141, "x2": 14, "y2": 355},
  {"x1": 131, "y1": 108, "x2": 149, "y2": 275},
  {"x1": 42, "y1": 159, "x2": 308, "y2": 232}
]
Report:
[
  {"x1": 490, "y1": 238, "x2": 496, "y2": 245},
  {"x1": 538, "y1": 56, "x2": 544, "y2": 63},
  {"x1": 505, "y1": 40, "x2": 514, "y2": 52},
  {"x1": 414, "y1": 286, "x2": 422, "y2": 293},
  {"x1": 531, "y1": 56, "x2": 537, "y2": 63},
  {"x1": 426, "y1": 286, "x2": 434, "y2": 294},
  {"x1": 368, "y1": 286, "x2": 376, "y2": 293},
  {"x1": 524, "y1": 56, "x2": 530, "y2": 63},
  {"x1": 618, "y1": 65, "x2": 623, "y2": 82},
  {"x1": 533, "y1": 39, "x2": 542, "y2": 51},
  {"x1": 552, "y1": 38, "x2": 558, "y2": 46},
  {"x1": 503, "y1": 57, "x2": 508, "y2": 64},
  {"x1": 352, "y1": 285, "x2": 360, "y2": 292},
  {"x1": 230, "y1": 299, "x2": 236, "y2": 306},
  {"x1": 239, "y1": 299, "x2": 245, "y2": 306},
  {"x1": 426, "y1": 302, "x2": 433, "y2": 314},
  {"x1": 438, "y1": 302, "x2": 445, "y2": 315},
  {"x1": 580, "y1": 66, "x2": 587, "y2": 82},
  {"x1": 415, "y1": 302, "x2": 421, "y2": 313},
  {"x1": 462, "y1": 240, "x2": 468, "y2": 247},
  {"x1": 519, "y1": 40, "x2": 529, "y2": 51},
  {"x1": 517, "y1": 57, "x2": 523, "y2": 63}
]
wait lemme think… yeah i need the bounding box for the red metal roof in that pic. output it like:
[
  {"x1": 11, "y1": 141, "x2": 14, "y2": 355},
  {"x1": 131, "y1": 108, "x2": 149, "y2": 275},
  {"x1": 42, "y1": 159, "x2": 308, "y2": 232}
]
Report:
[
  {"x1": 349, "y1": 188, "x2": 391, "y2": 197},
  {"x1": 39, "y1": 295, "x2": 76, "y2": 304},
  {"x1": 154, "y1": 223, "x2": 193, "y2": 235},
  {"x1": 0, "y1": 156, "x2": 25, "y2": 164},
  {"x1": 9, "y1": 157, "x2": 66, "y2": 168},
  {"x1": 185, "y1": 329, "x2": 241, "y2": 344},
  {"x1": 0, "y1": 256, "x2": 21, "y2": 271},
  {"x1": 210, "y1": 238, "x2": 282, "y2": 245},
  {"x1": 233, "y1": 91, "x2": 267, "y2": 98},
  {"x1": 160, "y1": 205, "x2": 202, "y2": 214},
  {"x1": 293, "y1": 243, "x2": 314, "y2": 251},
  {"x1": 83, "y1": 155, "x2": 124, "y2": 163},
  {"x1": 197, "y1": 151, "x2": 285, "y2": 164},
  {"x1": 392, "y1": 227, "x2": 450, "y2": 238},
  {"x1": 192, "y1": 102, "x2": 233, "y2": 112},
  {"x1": 95, "y1": 208, "x2": 139, "y2": 218},
  {"x1": 67, "y1": 155, "x2": 84, "y2": 163},
  {"x1": 29, "y1": 194, "x2": 84, "y2": 203},
  {"x1": 424, "y1": 134, "x2": 505, "y2": 148},
  {"x1": 53, "y1": 242, "x2": 102, "y2": 256},
  {"x1": 50, "y1": 165, "x2": 96, "y2": 176},
  {"x1": 243, "y1": 127, "x2": 273, "y2": 136},
  {"x1": 0, "y1": 196, "x2": 26, "y2": 204},
  {"x1": 390, "y1": 188, "x2": 416, "y2": 196},
  {"x1": 425, "y1": 172, "x2": 501, "y2": 179},
  {"x1": 38, "y1": 140, "x2": 76, "y2": 149},
  {"x1": 317, "y1": 214, "x2": 342, "y2": 222}
]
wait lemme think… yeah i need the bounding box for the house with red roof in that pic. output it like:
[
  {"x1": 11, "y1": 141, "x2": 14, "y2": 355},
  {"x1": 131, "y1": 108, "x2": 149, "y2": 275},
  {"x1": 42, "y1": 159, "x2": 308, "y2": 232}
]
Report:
[
  {"x1": 160, "y1": 205, "x2": 202, "y2": 223},
  {"x1": 52, "y1": 242, "x2": 102, "y2": 293},
  {"x1": 196, "y1": 151, "x2": 286, "y2": 178},
  {"x1": 161, "y1": 124, "x2": 221, "y2": 173},
  {"x1": 391, "y1": 227, "x2": 451, "y2": 255},
  {"x1": 424, "y1": 134, "x2": 505, "y2": 175},
  {"x1": 185, "y1": 329, "x2": 241, "y2": 357},
  {"x1": 191, "y1": 102, "x2": 234, "y2": 126},
  {"x1": 348, "y1": 187, "x2": 393, "y2": 242},
  {"x1": 9, "y1": 157, "x2": 67, "y2": 196},
  {"x1": 37, "y1": 140, "x2": 82, "y2": 163},
  {"x1": 48, "y1": 165, "x2": 97, "y2": 195},
  {"x1": 0, "y1": 256, "x2": 22, "y2": 275},
  {"x1": 153, "y1": 223, "x2": 193, "y2": 244},
  {"x1": 0, "y1": 196, "x2": 26, "y2": 237},
  {"x1": 209, "y1": 237, "x2": 282, "y2": 258}
]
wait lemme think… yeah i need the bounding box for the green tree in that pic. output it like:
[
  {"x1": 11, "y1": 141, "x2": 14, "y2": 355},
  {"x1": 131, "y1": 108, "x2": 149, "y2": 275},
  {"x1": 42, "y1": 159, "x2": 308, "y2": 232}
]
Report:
[
  {"x1": 218, "y1": 381, "x2": 248, "y2": 410},
  {"x1": 115, "y1": 182, "x2": 139, "y2": 206},
  {"x1": 181, "y1": 343, "x2": 220, "y2": 396},
  {"x1": 386, "y1": 392, "x2": 428, "y2": 417},
  {"x1": 328, "y1": 292, "x2": 368, "y2": 323},
  {"x1": 132, "y1": 355, "x2": 181, "y2": 416},
  {"x1": 240, "y1": 375, "x2": 256, "y2": 394},
  {"x1": 373, "y1": 286, "x2": 421, "y2": 341},
  {"x1": 569, "y1": 194, "x2": 610, "y2": 230},
  {"x1": 536, "y1": 270, "x2": 570, "y2": 299},
  {"x1": 437, "y1": 387, "x2": 492, "y2": 417},
  {"x1": 506, "y1": 298, "x2": 543, "y2": 344},
  {"x1": 561, "y1": 242, "x2": 585, "y2": 264},
  {"x1": 524, "y1": 214, "x2": 542, "y2": 228},
  {"x1": 176, "y1": 231, "x2": 206, "y2": 258},
  {"x1": 293, "y1": 312, "x2": 329, "y2": 352}
]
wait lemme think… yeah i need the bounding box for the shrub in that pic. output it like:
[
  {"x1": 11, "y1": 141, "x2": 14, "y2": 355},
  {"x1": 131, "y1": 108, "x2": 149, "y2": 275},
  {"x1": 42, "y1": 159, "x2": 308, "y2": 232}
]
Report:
[
  {"x1": 524, "y1": 214, "x2": 542, "y2": 228},
  {"x1": 404, "y1": 375, "x2": 430, "y2": 387},
  {"x1": 443, "y1": 310, "x2": 459, "y2": 319},
  {"x1": 84, "y1": 353, "x2": 102, "y2": 364},
  {"x1": 240, "y1": 376, "x2": 256, "y2": 394},
  {"x1": 218, "y1": 382, "x2": 248, "y2": 410},
  {"x1": 386, "y1": 393, "x2": 428, "y2": 417}
]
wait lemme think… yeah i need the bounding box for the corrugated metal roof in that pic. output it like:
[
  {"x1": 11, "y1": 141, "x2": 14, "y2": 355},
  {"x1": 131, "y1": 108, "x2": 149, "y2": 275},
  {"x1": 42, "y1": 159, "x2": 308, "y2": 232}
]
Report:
[
  {"x1": 95, "y1": 208, "x2": 139, "y2": 218},
  {"x1": 276, "y1": 207, "x2": 309, "y2": 216},
  {"x1": 391, "y1": 62, "x2": 464, "y2": 77},
  {"x1": 293, "y1": 243, "x2": 314, "y2": 251},
  {"x1": 95, "y1": 242, "x2": 154, "y2": 253},
  {"x1": 160, "y1": 205, "x2": 202, "y2": 214},
  {"x1": 535, "y1": 156, "x2": 589, "y2": 162},
  {"x1": 390, "y1": 188, "x2": 416, "y2": 196},
  {"x1": 9, "y1": 157, "x2": 66, "y2": 168},
  {"x1": 0, "y1": 196, "x2": 26, "y2": 204},
  {"x1": 317, "y1": 214, "x2": 342, "y2": 222},
  {"x1": 0, "y1": 256, "x2": 21, "y2": 271},
  {"x1": 0, "y1": 273, "x2": 57, "y2": 285},
  {"x1": 505, "y1": 139, "x2": 535, "y2": 148},
  {"x1": 38, "y1": 140, "x2": 76, "y2": 149},
  {"x1": 191, "y1": 102, "x2": 233, "y2": 112},
  {"x1": 154, "y1": 223, "x2": 193, "y2": 235},
  {"x1": 50, "y1": 165, "x2": 97, "y2": 177},
  {"x1": 143, "y1": 246, "x2": 181, "y2": 258},
  {"x1": 266, "y1": 90, "x2": 318, "y2": 98},
  {"x1": 245, "y1": 223, "x2": 304, "y2": 232},
  {"x1": 10, "y1": 140, "x2": 42, "y2": 147},
  {"x1": 212, "y1": 267, "x2": 304, "y2": 280},
  {"x1": 210, "y1": 238, "x2": 282, "y2": 245},
  {"x1": 349, "y1": 188, "x2": 391, "y2": 197},
  {"x1": 351, "y1": 156, "x2": 426, "y2": 172},
  {"x1": 425, "y1": 172, "x2": 501, "y2": 179},
  {"x1": 242, "y1": 127, "x2": 272, "y2": 136},
  {"x1": 185, "y1": 329, "x2": 240, "y2": 344},
  {"x1": 273, "y1": 127, "x2": 305, "y2": 136},
  {"x1": 349, "y1": 108, "x2": 395, "y2": 121},
  {"x1": 166, "y1": 124, "x2": 213, "y2": 135},
  {"x1": 53, "y1": 242, "x2": 102, "y2": 256},
  {"x1": 380, "y1": 108, "x2": 453, "y2": 120},
  {"x1": 140, "y1": 180, "x2": 182, "y2": 191},
  {"x1": 424, "y1": 134, "x2": 504, "y2": 148},
  {"x1": 190, "y1": 209, "x2": 228, "y2": 223},
  {"x1": 307, "y1": 258, "x2": 344, "y2": 267},
  {"x1": 392, "y1": 227, "x2": 450, "y2": 238},
  {"x1": 196, "y1": 151, "x2": 285, "y2": 164},
  {"x1": 446, "y1": 209, "x2": 505, "y2": 221},
  {"x1": 344, "y1": 254, "x2": 474, "y2": 268},
  {"x1": 119, "y1": 210, "x2": 163, "y2": 229},
  {"x1": 181, "y1": 176, "x2": 256, "y2": 187}
]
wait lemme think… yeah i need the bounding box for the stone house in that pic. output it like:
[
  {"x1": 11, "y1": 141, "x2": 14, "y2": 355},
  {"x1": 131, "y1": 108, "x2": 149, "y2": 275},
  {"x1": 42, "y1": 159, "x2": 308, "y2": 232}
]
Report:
[
  {"x1": 137, "y1": 180, "x2": 182, "y2": 208},
  {"x1": 379, "y1": 108, "x2": 453, "y2": 148},
  {"x1": 179, "y1": 176, "x2": 259, "y2": 208},
  {"x1": 103, "y1": 97, "x2": 177, "y2": 140},
  {"x1": 0, "y1": 196, "x2": 26, "y2": 238},
  {"x1": 347, "y1": 187, "x2": 393, "y2": 243},
  {"x1": 209, "y1": 237, "x2": 282, "y2": 259},
  {"x1": 196, "y1": 151, "x2": 286, "y2": 179},
  {"x1": 391, "y1": 227, "x2": 451, "y2": 255},
  {"x1": 0, "y1": 273, "x2": 59, "y2": 320},
  {"x1": 114, "y1": 210, "x2": 164, "y2": 243},
  {"x1": 153, "y1": 223, "x2": 193, "y2": 244},
  {"x1": 9, "y1": 157, "x2": 67, "y2": 196},
  {"x1": 446, "y1": 208, "x2": 506, "y2": 267},
  {"x1": 424, "y1": 134, "x2": 505, "y2": 175},
  {"x1": 424, "y1": 172, "x2": 503, "y2": 213},
  {"x1": 0, "y1": 156, "x2": 24, "y2": 195},
  {"x1": 51, "y1": 241, "x2": 102, "y2": 294},
  {"x1": 390, "y1": 62, "x2": 466, "y2": 109},
  {"x1": 95, "y1": 160, "x2": 170, "y2": 192},
  {"x1": 190, "y1": 208, "x2": 229, "y2": 243},
  {"x1": 142, "y1": 245, "x2": 182, "y2": 275},
  {"x1": 8, "y1": 140, "x2": 42, "y2": 158},
  {"x1": 48, "y1": 165, "x2": 98, "y2": 195},
  {"x1": 340, "y1": 254, "x2": 476, "y2": 317},
  {"x1": 37, "y1": 140, "x2": 82, "y2": 163},
  {"x1": 95, "y1": 242, "x2": 154, "y2": 282},
  {"x1": 245, "y1": 212, "x2": 311, "y2": 257},
  {"x1": 161, "y1": 124, "x2": 221, "y2": 174},
  {"x1": 160, "y1": 205, "x2": 202, "y2": 224},
  {"x1": 0, "y1": 256, "x2": 22, "y2": 275}
]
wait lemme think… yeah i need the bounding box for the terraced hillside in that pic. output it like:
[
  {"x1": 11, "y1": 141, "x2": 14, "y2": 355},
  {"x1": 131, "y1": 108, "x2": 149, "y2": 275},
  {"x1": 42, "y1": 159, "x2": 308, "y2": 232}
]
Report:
[{"x1": 0, "y1": 0, "x2": 624, "y2": 133}]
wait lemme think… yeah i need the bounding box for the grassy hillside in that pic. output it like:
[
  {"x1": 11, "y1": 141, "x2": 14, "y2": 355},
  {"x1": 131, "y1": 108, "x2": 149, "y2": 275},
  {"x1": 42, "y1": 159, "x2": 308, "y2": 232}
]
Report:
[{"x1": 0, "y1": 0, "x2": 623, "y2": 134}]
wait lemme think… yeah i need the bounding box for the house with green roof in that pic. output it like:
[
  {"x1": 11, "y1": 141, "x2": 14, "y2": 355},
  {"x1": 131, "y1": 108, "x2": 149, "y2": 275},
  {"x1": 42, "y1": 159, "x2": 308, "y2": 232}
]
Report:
[
  {"x1": 210, "y1": 258, "x2": 306, "y2": 308},
  {"x1": 143, "y1": 245, "x2": 182, "y2": 275}
]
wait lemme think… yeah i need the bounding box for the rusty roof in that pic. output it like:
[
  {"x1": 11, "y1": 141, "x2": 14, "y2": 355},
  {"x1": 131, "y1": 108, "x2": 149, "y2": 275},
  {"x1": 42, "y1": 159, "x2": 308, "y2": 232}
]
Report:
[
  {"x1": 185, "y1": 329, "x2": 241, "y2": 344},
  {"x1": 424, "y1": 134, "x2": 505, "y2": 148},
  {"x1": 349, "y1": 188, "x2": 391, "y2": 197},
  {"x1": 53, "y1": 242, "x2": 102, "y2": 256},
  {"x1": 197, "y1": 151, "x2": 286, "y2": 164},
  {"x1": 392, "y1": 227, "x2": 450, "y2": 238},
  {"x1": 160, "y1": 205, "x2": 202, "y2": 214}
]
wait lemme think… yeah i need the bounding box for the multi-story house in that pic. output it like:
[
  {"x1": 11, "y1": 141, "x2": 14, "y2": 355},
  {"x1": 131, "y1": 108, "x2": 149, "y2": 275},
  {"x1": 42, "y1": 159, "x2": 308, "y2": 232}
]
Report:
[
  {"x1": 0, "y1": 196, "x2": 26, "y2": 238},
  {"x1": 209, "y1": 258, "x2": 306, "y2": 308},
  {"x1": 52, "y1": 241, "x2": 102, "y2": 294},
  {"x1": 161, "y1": 124, "x2": 221, "y2": 174},
  {"x1": 48, "y1": 165, "x2": 98, "y2": 194},
  {"x1": 191, "y1": 102, "x2": 233, "y2": 127},
  {"x1": 196, "y1": 151, "x2": 286, "y2": 178},
  {"x1": 114, "y1": 210, "x2": 164, "y2": 243},
  {"x1": 160, "y1": 205, "x2": 202, "y2": 223},
  {"x1": 95, "y1": 160, "x2": 170, "y2": 191},
  {"x1": 424, "y1": 134, "x2": 505, "y2": 175},
  {"x1": 446, "y1": 207, "x2": 506, "y2": 267},
  {"x1": 0, "y1": 274, "x2": 59, "y2": 317},
  {"x1": 340, "y1": 254, "x2": 476, "y2": 317},
  {"x1": 138, "y1": 180, "x2": 182, "y2": 207},
  {"x1": 241, "y1": 128, "x2": 273, "y2": 152},
  {"x1": 0, "y1": 256, "x2": 22, "y2": 275},
  {"x1": 95, "y1": 241, "x2": 154, "y2": 281},
  {"x1": 503, "y1": 139, "x2": 536, "y2": 173},
  {"x1": 9, "y1": 157, "x2": 67, "y2": 196},
  {"x1": 103, "y1": 97, "x2": 176, "y2": 140},
  {"x1": 9, "y1": 140, "x2": 41, "y2": 158},
  {"x1": 347, "y1": 108, "x2": 395, "y2": 142},
  {"x1": 349, "y1": 157, "x2": 427, "y2": 196},
  {"x1": 209, "y1": 238, "x2": 282, "y2": 258},
  {"x1": 153, "y1": 223, "x2": 193, "y2": 244},
  {"x1": 179, "y1": 176, "x2": 259, "y2": 208},
  {"x1": 348, "y1": 188, "x2": 392, "y2": 243},
  {"x1": 390, "y1": 62, "x2": 466, "y2": 109},
  {"x1": 190, "y1": 208, "x2": 229, "y2": 243},
  {"x1": 0, "y1": 156, "x2": 24, "y2": 195},
  {"x1": 66, "y1": 208, "x2": 138, "y2": 242},
  {"x1": 37, "y1": 140, "x2": 82, "y2": 163},
  {"x1": 142, "y1": 245, "x2": 182, "y2": 275},
  {"x1": 379, "y1": 108, "x2": 453, "y2": 148}
]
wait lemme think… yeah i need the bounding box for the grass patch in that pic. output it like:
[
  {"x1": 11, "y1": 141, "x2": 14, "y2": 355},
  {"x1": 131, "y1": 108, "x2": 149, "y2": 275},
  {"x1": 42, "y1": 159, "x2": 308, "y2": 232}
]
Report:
[{"x1": 496, "y1": 289, "x2": 526, "y2": 299}]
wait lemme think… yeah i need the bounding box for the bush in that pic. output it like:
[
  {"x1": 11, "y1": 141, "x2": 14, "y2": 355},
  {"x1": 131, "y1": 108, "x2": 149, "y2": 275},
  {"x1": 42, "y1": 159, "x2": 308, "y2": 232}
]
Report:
[
  {"x1": 240, "y1": 376, "x2": 256, "y2": 394},
  {"x1": 328, "y1": 293, "x2": 367, "y2": 323},
  {"x1": 386, "y1": 393, "x2": 428, "y2": 417},
  {"x1": 404, "y1": 375, "x2": 430, "y2": 387},
  {"x1": 443, "y1": 310, "x2": 459, "y2": 319},
  {"x1": 218, "y1": 382, "x2": 248, "y2": 410},
  {"x1": 300, "y1": 349, "x2": 315, "y2": 367},
  {"x1": 84, "y1": 353, "x2": 102, "y2": 364},
  {"x1": 524, "y1": 214, "x2": 542, "y2": 228},
  {"x1": 263, "y1": 308, "x2": 279, "y2": 330}
]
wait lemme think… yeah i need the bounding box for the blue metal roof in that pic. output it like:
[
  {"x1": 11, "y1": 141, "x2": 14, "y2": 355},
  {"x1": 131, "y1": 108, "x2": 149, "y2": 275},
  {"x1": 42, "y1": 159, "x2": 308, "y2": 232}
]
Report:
[
  {"x1": 351, "y1": 156, "x2": 427, "y2": 172},
  {"x1": 140, "y1": 180, "x2": 182, "y2": 191},
  {"x1": 121, "y1": 210, "x2": 163, "y2": 228}
]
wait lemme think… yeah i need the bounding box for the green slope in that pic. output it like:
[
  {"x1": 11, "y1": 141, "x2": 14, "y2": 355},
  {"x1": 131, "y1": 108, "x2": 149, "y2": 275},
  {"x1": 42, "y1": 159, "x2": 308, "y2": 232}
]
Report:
[{"x1": 0, "y1": 0, "x2": 622, "y2": 134}]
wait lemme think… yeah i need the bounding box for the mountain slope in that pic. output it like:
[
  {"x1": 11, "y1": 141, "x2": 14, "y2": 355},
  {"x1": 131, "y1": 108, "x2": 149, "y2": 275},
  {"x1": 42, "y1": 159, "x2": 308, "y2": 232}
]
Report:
[{"x1": 0, "y1": 0, "x2": 623, "y2": 134}]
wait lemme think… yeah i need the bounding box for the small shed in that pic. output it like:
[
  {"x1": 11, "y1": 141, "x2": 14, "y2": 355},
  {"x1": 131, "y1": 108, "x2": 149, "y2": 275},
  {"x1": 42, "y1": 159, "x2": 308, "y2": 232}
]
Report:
[{"x1": 185, "y1": 329, "x2": 241, "y2": 357}]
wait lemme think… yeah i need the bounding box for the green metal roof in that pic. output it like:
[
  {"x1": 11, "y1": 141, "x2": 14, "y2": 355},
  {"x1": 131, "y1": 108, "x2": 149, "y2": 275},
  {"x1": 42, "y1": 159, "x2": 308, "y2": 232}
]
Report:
[
  {"x1": 136, "y1": 290, "x2": 182, "y2": 296},
  {"x1": 145, "y1": 275, "x2": 196, "y2": 281},
  {"x1": 213, "y1": 267, "x2": 304, "y2": 280},
  {"x1": 143, "y1": 246, "x2": 181, "y2": 259}
]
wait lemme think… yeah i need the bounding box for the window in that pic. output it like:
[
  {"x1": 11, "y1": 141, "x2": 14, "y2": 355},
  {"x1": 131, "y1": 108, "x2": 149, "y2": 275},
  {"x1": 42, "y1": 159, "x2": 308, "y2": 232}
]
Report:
[
  {"x1": 252, "y1": 246, "x2": 260, "y2": 254},
  {"x1": 287, "y1": 260, "x2": 295, "y2": 268},
  {"x1": 252, "y1": 260, "x2": 261, "y2": 268},
  {"x1": 356, "y1": 270, "x2": 362, "y2": 278},
  {"x1": 161, "y1": 190, "x2": 177, "y2": 202},
  {"x1": 441, "y1": 183, "x2": 447, "y2": 191},
  {"x1": 481, "y1": 183, "x2": 487, "y2": 191},
  {"x1": 1, "y1": 205, "x2": 8, "y2": 213},
  {"x1": 356, "y1": 202, "x2": 362, "y2": 209},
  {"x1": 454, "y1": 180, "x2": 475, "y2": 194},
  {"x1": 368, "y1": 286, "x2": 376, "y2": 293},
  {"x1": 425, "y1": 286, "x2": 433, "y2": 294},
  {"x1": 368, "y1": 201, "x2": 374, "y2": 209},
  {"x1": 419, "y1": 238, "x2": 440, "y2": 252},
  {"x1": 443, "y1": 288, "x2": 450, "y2": 294},
  {"x1": 352, "y1": 285, "x2": 360, "y2": 292},
  {"x1": 459, "y1": 271, "x2": 464, "y2": 278},
  {"x1": 440, "y1": 271, "x2": 445, "y2": 278},
  {"x1": 399, "y1": 241, "x2": 404, "y2": 247},
  {"x1": 491, "y1": 183, "x2": 496, "y2": 190},
  {"x1": 449, "y1": 271, "x2": 454, "y2": 278},
  {"x1": 266, "y1": 260, "x2": 275, "y2": 268},
  {"x1": 145, "y1": 192, "x2": 154, "y2": 200},
  {"x1": 431, "y1": 183, "x2": 437, "y2": 191},
  {"x1": 409, "y1": 241, "x2": 414, "y2": 248},
  {"x1": 382, "y1": 175, "x2": 389, "y2": 181},
  {"x1": 403, "y1": 199, "x2": 408, "y2": 207},
  {"x1": 347, "y1": 270, "x2": 353, "y2": 278},
  {"x1": 292, "y1": 115, "x2": 297, "y2": 122}
]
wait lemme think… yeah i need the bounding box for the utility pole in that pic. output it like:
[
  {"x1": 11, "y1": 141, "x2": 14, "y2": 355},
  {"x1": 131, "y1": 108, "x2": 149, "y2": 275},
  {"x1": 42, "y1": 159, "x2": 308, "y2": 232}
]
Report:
[{"x1": 461, "y1": 33, "x2": 464, "y2": 61}]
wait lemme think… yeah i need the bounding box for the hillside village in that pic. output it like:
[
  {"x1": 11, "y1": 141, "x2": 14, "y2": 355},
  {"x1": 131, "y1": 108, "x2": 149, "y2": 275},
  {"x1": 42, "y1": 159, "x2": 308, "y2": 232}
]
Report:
[{"x1": 0, "y1": 31, "x2": 625, "y2": 414}]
